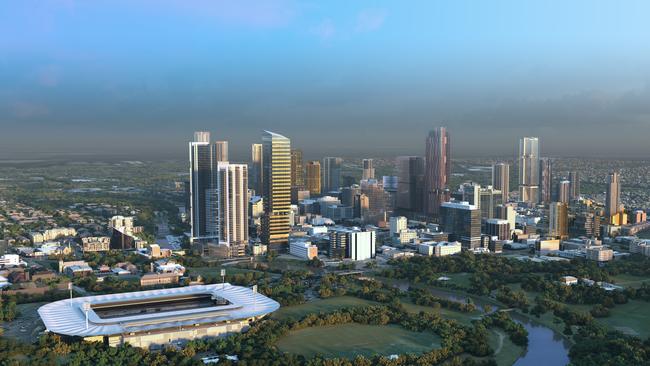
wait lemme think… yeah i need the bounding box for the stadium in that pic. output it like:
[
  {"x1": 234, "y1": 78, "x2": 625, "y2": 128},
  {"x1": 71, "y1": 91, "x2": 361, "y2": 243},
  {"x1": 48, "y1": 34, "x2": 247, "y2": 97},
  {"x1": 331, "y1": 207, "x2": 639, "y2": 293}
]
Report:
[{"x1": 38, "y1": 284, "x2": 280, "y2": 349}]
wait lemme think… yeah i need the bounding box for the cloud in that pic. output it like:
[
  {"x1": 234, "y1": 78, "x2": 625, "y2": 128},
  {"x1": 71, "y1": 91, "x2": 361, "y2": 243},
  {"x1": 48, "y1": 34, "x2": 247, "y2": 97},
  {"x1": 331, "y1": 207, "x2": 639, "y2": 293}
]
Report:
[
  {"x1": 355, "y1": 8, "x2": 387, "y2": 32},
  {"x1": 312, "y1": 18, "x2": 335, "y2": 40}
]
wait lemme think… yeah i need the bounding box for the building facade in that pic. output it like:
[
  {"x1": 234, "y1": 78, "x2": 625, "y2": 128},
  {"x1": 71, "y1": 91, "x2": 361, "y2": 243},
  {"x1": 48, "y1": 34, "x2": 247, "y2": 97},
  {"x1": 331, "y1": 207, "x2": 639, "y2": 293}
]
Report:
[
  {"x1": 424, "y1": 127, "x2": 451, "y2": 217},
  {"x1": 290, "y1": 149, "x2": 305, "y2": 203},
  {"x1": 440, "y1": 202, "x2": 481, "y2": 249},
  {"x1": 305, "y1": 160, "x2": 321, "y2": 196},
  {"x1": 518, "y1": 137, "x2": 540, "y2": 204},
  {"x1": 261, "y1": 131, "x2": 292, "y2": 249},
  {"x1": 322, "y1": 157, "x2": 343, "y2": 193},
  {"x1": 492, "y1": 162, "x2": 510, "y2": 204}
]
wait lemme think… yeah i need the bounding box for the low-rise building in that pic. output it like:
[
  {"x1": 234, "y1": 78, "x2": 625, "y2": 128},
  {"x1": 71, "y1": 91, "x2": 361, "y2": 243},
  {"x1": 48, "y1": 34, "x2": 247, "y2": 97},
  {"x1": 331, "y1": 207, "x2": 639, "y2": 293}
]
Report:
[
  {"x1": 140, "y1": 272, "x2": 180, "y2": 287},
  {"x1": 559, "y1": 276, "x2": 578, "y2": 285},
  {"x1": 30, "y1": 227, "x2": 77, "y2": 244},
  {"x1": 418, "y1": 241, "x2": 462, "y2": 257},
  {"x1": 289, "y1": 240, "x2": 318, "y2": 260},
  {"x1": 82, "y1": 236, "x2": 111, "y2": 252},
  {"x1": 0, "y1": 254, "x2": 21, "y2": 267},
  {"x1": 586, "y1": 246, "x2": 614, "y2": 262},
  {"x1": 536, "y1": 239, "x2": 560, "y2": 254}
]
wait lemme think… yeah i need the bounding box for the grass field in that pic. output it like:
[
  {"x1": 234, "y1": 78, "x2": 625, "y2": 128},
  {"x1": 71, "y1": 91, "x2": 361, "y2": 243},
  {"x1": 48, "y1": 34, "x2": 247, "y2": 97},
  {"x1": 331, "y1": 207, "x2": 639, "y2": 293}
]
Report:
[
  {"x1": 487, "y1": 329, "x2": 525, "y2": 366},
  {"x1": 609, "y1": 274, "x2": 650, "y2": 289},
  {"x1": 594, "y1": 300, "x2": 650, "y2": 337},
  {"x1": 276, "y1": 323, "x2": 441, "y2": 359},
  {"x1": 272, "y1": 296, "x2": 379, "y2": 320}
]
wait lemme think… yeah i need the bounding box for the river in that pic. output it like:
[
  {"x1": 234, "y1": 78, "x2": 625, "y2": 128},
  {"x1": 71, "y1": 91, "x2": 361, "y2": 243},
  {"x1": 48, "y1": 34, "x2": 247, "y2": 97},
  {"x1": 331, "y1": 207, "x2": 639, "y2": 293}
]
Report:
[
  {"x1": 386, "y1": 279, "x2": 571, "y2": 365},
  {"x1": 511, "y1": 314, "x2": 571, "y2": 366}
]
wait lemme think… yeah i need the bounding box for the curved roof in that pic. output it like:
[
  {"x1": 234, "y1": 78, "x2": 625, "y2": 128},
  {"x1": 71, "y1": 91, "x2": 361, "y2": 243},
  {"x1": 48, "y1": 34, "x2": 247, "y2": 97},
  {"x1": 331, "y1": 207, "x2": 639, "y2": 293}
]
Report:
[{"x1": 38, "y1": 284, "x2": 280, "y2": 337}]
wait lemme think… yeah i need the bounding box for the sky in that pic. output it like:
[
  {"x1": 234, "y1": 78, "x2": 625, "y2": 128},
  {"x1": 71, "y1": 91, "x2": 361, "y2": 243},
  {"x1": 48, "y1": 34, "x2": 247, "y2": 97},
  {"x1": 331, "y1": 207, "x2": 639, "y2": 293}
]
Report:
[{"x1": 1, "y1": 0, "x2": 650, "y2": 161}]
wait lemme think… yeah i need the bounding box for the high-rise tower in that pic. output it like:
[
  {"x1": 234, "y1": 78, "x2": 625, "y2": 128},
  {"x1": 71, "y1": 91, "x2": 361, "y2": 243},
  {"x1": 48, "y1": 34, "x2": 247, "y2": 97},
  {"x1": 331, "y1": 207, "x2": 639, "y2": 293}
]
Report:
[
  {"x1": 518, "y1": 137, "x2": 540, "y2": 204},
  {"x1": 557, "y1": 180, "x2": 570, "y2": 204},
  {"x1": 539, "y1": 157, "x2": 552, "y2": 204},
  {"x1": 362, "y1": 159, "x2": 375, "y2": 181},
  {"x1": 322, "y1": 157, "x2": 343, "y2": 193},
  {"x1": 215, "y1": 141, "x2": 228, "y2": 162},
  {"x1": 216, "y1": 162, "x2": 248, "y2": 246},
  {"x1": 569, "y1": 171, "x2": 580, "y2": 200},
  {"x1": 605, "y1": 172, "x2": 621, "y2": 219},
  {"x1": 306, "y1": 161, "x2": 321, "y2": 195},
  {"x1": 290, "y1": 149, "x2": 305, "y2": 202},
  {"x1": 261, "y1": 131, "x2": 291, "y2": 249},
  {"x1": 189, "y1": 132, "x2": 218, "y2": 242},
  {"x1": 424, "y1": 127, "x2": 450, "y2": 217},
  {"x1": 396, "y1": 156, "x2": 425, "y2": 212},
  {"x1": 492, "y1": 162, "x2": 510, "y2": 203},
  {"x1": 250, "y1": 143, "x2": 263, "y2": 195}
]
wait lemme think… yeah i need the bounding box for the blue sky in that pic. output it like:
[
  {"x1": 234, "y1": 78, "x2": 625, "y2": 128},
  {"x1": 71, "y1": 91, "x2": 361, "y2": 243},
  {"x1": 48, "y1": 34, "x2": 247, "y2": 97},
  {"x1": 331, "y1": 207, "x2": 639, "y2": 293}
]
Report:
[{"x1": 1, "y1": 0, "x2": 649, "y2": 159}]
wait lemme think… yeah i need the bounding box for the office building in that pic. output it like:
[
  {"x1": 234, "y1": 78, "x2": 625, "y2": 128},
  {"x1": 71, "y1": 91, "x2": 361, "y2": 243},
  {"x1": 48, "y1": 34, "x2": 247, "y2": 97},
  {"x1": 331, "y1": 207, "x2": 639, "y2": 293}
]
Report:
[
  {"x1": 396, "y1": 156, "x2": 425, "y2": 212},
  {"x1": 440, "y1": 202, "x2": 481, "y2": 249},
  {"x1": 496, "y1": 204, "x2": 517, "y2": 235},
  {"x1": 348, "y1": 230, "x2": 376, "y2": 261},
  {"x1": 322, "y1": 157, "x2": 343, "y2": 193},
  {"x1": 424, "y1": 127, "x2": 451, "y2": 217},
  {"x1": 479, "y1": 186, "x2": 502, "y2": 220},
  {"x1": 492, "y1": 162, "x2": 510, "y2": 203},
  {"x1": 536, "y1": 239, "x2": 560, "y2": 253},
  {"x1": 38, "y1": 285, "x2": 279, "y2": 349},
  {"x1": 539, "y1": 157, "x2": 552, "y2": 204},
  {"x1": 586, "y1": 246, "x2": 614, "y2": 262},
  {"x1": 250, "y1": 143, "x2": 263, "y2": 195},
  {"x1": 362, "y1": 159, "x2": 375, "y2": 180},
  {"x1": 605, "y1": 172, "x2": 621, "y2": 220},
  {"x1": 569, "y1": 171, "x2": 580, "y2": 200},
  {"x1": 360, "y1": 179, "x2": 390, "y2": 225},
  {"x1": 305, "y1": 161, "x2": 321, "y2": 196},
  {"x1": 261, "y1": 131, "x2": 292, "y2": 249},
  {"x1": 328, "y1": 230, "x2": 348, "y2": 259},
  {"x1": 570, "y1": 211, "x2": 600, "y2": 238},
  {"x1": 289, "y1": 240, "x2": 318, "y2": 260},
  {"x1": 557, "y1": 180, "x2": 570, "y2": 204},
  {"x1": 189, "y1": 131, "x2": 218, "y2": 242},
  {"x1": 215, "y1": 141, "x2": 228, "y2": 162},
  {"x1": 418, "y1": 241, "x2": 462, "y2": 257},
  {"x1": 485, "y1": 219, "x2": 510, "y2": 240},
  {"x1": 389, "y1": 216, "x2": 408, "y2": 236},
  {"x1": 549, "y1": 202, "x2": 569, "y2": 239},
  {"x1": 518, "y1": 137, "x2": 540, "y2": 204},
  {"x1": 216, "y1": 162, "x2": 249, "y2": 248},
  {"x1": 290, "y1": 149, "x2": 305, "y2": 203}
]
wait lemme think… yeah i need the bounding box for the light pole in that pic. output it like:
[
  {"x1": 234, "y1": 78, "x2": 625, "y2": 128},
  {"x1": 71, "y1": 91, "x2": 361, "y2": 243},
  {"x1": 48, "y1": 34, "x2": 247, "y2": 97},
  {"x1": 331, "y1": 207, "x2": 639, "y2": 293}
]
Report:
[
  {"x1": 82, "y1": 302, "x2": 91, "y2": 330},
  {"x1": 220, "y1": 269, "x2": 226, "y2": 290}
]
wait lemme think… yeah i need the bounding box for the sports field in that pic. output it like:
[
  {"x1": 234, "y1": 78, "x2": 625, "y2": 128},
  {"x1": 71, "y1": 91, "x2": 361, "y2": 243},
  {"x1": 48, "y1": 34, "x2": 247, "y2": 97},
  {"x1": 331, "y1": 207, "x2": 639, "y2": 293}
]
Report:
[{"x1": 276, "y1": 323, "x2": 441, "y2": 359}]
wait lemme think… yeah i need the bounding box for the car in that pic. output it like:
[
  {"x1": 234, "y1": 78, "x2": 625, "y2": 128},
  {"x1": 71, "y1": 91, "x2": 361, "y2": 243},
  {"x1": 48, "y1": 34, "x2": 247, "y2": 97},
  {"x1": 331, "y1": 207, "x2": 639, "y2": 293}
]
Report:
[{"x1": 201, "y1": 356, "x2": 220, "y2": 364}]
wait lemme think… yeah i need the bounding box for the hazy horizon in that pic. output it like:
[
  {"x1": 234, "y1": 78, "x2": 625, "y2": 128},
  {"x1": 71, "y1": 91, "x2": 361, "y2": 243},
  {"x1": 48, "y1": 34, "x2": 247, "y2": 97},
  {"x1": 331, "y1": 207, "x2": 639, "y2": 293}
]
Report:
[{"x1": 2, "y1": 0, "x2": 650, "y2": 160}]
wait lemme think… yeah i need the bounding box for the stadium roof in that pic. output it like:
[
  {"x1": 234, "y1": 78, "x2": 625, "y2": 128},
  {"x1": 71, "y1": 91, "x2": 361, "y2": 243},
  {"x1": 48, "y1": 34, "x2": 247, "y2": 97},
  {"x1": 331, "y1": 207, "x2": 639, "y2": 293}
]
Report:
[{"x1": 38, "y1": 284, "x2": 279, "y2": 337}]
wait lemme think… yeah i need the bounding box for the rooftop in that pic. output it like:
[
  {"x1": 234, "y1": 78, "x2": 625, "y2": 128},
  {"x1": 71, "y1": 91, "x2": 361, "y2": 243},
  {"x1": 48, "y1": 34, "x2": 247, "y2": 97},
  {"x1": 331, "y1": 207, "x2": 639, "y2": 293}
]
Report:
[{"x1": 38, "y1": 284, "x2": 280, "y2": 337}]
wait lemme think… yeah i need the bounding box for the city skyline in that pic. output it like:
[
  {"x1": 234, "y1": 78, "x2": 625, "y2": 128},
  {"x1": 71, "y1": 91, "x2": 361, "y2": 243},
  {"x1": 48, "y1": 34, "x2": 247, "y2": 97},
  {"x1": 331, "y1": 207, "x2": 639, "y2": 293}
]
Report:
[{"x1": 2, "y1": 1, "x2": 650, "y2": 159}]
